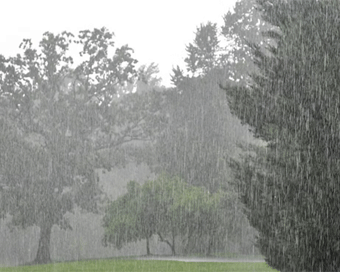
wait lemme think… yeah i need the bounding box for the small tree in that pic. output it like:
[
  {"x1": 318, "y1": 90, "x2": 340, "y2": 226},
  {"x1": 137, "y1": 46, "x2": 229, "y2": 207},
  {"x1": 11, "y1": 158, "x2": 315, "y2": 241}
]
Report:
[
  {"x1": 102, "y1": 181, "x2": 146, "y2": 251},
  {"x1": 103, "y1": 174, "x2": 244, "y2": 256},
  {"x1": 175, "y1": 186, "x2": 240, "y2": 256},
  {"x1": 103, "y1": 175, "x2": 187, "y2": 255}
]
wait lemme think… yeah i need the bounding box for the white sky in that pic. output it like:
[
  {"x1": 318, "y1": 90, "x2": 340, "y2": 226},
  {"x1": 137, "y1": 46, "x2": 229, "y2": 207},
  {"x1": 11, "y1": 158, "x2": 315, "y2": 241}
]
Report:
[{"x1": 0, "y1": 0, "x2": 237, "y2": 87}]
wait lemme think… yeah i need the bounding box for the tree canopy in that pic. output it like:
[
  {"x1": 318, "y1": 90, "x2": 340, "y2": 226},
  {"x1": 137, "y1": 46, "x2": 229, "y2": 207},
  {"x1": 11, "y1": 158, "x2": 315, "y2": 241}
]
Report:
[
  {"x1": 0, "y1": 27, "x2": 163, "y2": 264},
  {"x1": 102, "y1": 174, "x2": 243, "y2": 256},
  {"x1": 184, "y1": 22, "x2": 220, "y2": 77},
  {"x1": 162, "y1": 1, "x2": 270, "y2": 254},
  {"x1": 224, "y1": 0, "x2": 340, "y2": 271}
]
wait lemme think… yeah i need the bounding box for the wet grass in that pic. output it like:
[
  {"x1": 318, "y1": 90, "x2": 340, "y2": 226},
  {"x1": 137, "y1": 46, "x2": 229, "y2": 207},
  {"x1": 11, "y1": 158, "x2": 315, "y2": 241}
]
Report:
[
  {"x1": 186, "y1": 252, "x2": 265, "y2": 259},
  {"x1": 0, "y1": 258, "x2": 278, "y2": 272}
]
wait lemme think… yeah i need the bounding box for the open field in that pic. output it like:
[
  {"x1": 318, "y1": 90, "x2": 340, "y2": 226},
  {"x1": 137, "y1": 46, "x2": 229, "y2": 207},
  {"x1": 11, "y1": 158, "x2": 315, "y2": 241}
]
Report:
[{"x1": 0, "y1": 258, "x2": 278, "y2": 272}]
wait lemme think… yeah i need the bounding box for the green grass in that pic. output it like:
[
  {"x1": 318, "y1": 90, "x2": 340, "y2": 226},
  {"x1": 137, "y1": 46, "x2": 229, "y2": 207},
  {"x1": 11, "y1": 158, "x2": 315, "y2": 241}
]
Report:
[
  {"x1": 185, "y1": 252, "x2": 265, "y2": 259},
  {"x1": 0, "y1": 259, "x2": 278, "y2": 272}
]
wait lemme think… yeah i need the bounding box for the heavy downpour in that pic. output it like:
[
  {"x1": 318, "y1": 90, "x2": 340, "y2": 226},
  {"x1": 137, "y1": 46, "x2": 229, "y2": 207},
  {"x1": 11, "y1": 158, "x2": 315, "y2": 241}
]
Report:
[{"x1": 0, "y1": 0, "x2": 339, "y2": 271}]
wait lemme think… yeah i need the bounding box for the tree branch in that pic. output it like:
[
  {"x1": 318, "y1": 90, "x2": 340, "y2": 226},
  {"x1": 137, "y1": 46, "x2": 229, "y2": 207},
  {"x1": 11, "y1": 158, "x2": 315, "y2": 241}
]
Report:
[{"x1": 157, "y1": 232, "x2": 173, "y2": 249}]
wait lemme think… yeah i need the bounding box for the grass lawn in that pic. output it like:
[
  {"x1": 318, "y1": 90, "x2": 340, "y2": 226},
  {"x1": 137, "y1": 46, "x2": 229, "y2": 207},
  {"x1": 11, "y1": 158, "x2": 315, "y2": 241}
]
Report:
[{"x1": 0, "y1": 259, "x2": 278, "y2": 272}]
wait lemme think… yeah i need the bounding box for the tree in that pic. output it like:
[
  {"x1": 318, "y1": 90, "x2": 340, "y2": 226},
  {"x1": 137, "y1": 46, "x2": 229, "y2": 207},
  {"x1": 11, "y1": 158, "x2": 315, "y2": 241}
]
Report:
[
  {"x1": 184, "y1": 22, "x2": 219, "y2": 77},
  {"x1": 177, "y1": 185, "x2": 244, "y2": 256},
  {"x1": 0, "y1": 27, "x2": 160, "y2": 264},
  {"x1": 103, "y1": 175, "x2": 242, "y2": 256},
  {"x1": 116, "y1": 62, "x2": 164, "y2": 95},
  {"x1": 221, "y1": 0, "x2": 273, "y2": 86},
  {"x1": 223, "y1": 0, "x2": 340, "y2": 271},
  {"x1": 171, "y1": 1, "x2": 273, "y2": 86},
  {"x1": 165, "y1": 0, "x2": 278, "y2": 254},
  {"x1": 170, "y1": 65, "x2": 185, "y2": 87},
  {"x1": 102, "y1": 181, "x2": 152, "y2": 253},
  {"x1": 103, "y1": 175, "x2": 187, "y2": 255},
  {"x1": 137, "y1": 62, "x2": 162, "y2": 89},
  {"x1": 153, "y1": 72, "x2": 242, "y2": 193},
  {"x1": 156, "y1": 15, "x2": 261, "y2": 253},
  {"x1": 143, "y1": 175, "x2": 188, "y2": 255}
]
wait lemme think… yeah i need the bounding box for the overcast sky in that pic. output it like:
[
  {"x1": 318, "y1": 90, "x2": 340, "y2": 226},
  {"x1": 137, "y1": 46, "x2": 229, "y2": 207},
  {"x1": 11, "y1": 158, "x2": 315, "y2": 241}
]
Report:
[{"x1": 1, "y1": 0, "x2": 237, "y2": 86}]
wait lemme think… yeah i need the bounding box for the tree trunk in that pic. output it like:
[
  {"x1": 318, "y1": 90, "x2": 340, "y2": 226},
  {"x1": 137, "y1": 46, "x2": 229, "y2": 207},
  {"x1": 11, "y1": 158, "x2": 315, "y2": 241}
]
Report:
[
  {"x1": 34, "y1": 222, "x2": 53, "y2": 264},
  {"x1": 171, "y1": 242, "x2": 176, "y2": 256},
  {"x1": 146, "y1": 236, "x2": 151, "y2": 256},
  {"x1": 158, "y1": 232, "x2": 176, "y2": 256},
  {"x1": 171, "y1": 231, "x2": 176, "y2": 256}
]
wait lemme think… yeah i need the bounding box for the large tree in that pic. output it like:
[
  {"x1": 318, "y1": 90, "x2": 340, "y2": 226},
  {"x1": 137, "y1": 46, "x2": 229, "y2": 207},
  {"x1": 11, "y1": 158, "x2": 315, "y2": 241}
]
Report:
[
  {"x1": 155, "y1": 73, "x2": 238, "y2": 192},
  {"x1": 224, "y1": 0, "x2": 340, "y2": 271},
  {"x1": 163, "y1": 4, "x2": 267, "y2": 254},
  {"x1": 150, "y1": 70, "x2": 259, "y2": 255},
  {"x1": 0, "y1": 28, "x2": 161, "y2": 264}
]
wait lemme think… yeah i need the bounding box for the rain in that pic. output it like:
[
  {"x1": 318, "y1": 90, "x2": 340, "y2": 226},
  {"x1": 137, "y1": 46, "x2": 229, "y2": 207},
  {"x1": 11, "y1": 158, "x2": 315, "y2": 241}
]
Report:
[{"x1": 0, "y1": 0, "x2": 338, "y2": 271}]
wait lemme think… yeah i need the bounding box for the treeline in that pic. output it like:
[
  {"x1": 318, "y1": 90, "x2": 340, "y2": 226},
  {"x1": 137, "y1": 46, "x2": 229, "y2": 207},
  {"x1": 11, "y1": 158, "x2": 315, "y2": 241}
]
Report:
[
  {"x1": 0, "y1": 0, "x2": 267, "y2": 264},
  {"x1": 100, "y1": 0, "x2": 266, "y2": 258},
  {"x1": 1, "y1": 0, "x2": 339, "y2": 270},
  {"x1": 105, "y1": 0, "x2": 340, "y2": 270}
]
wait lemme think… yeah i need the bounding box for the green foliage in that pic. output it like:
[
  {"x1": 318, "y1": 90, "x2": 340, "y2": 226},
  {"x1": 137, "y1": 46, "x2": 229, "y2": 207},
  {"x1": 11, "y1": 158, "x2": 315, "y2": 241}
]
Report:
[
  {"x1": 222, "y1": 0, "x2": 272, "y2": 57},
  {"x1": 164, "y1": 0, "x2": 272, "y2": 192},
  {"x1": 225, "y1": 0, "x2": 340, "y2": 271},
  {"x1": 161, "y1": 3, "x2": 268, "y2": 254},
  {"x1": 153, "y1": 72, "x2": 239, "y2": 193},
  {"x1": 0, "y1": 27, "x2": 162, "y2": 264},
  {"x1": 102, "y1": 181, "x2": 142, "y2": 249},
  {"x1": 184, "y1": 22, "x2": 219, "y2": 76},
  {"x1": 103, "y1": 175, "x2": 186, "y2": 255},
  {"x1": 177, "y1": 187, "x2": 241, "y2": 256},
  {"x1": 170, "y1": 1, "x2": 272, "y2": 87},
  {"x1": 221, "y1": 0, "x2": 274, "y2": 86},
  {"x1": 103, "y1": 174, "x2": 246, "y2": 256}
]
